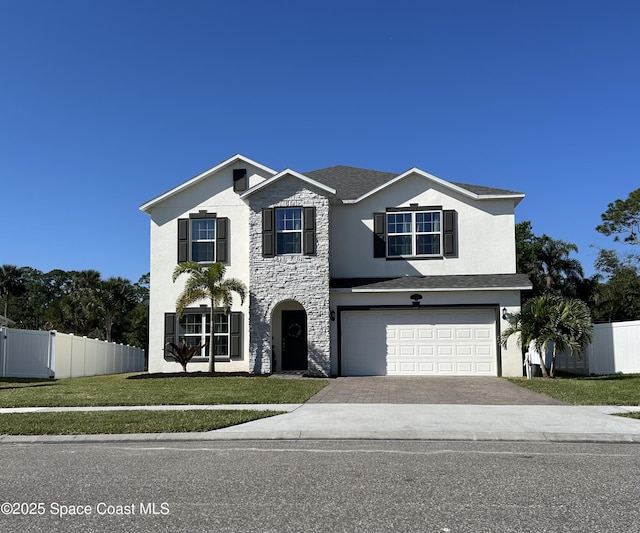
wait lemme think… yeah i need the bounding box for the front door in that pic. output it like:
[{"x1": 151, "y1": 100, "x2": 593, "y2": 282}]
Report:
[{"x1": 281, "y1": 310, "x2": 307, "y2": 371}]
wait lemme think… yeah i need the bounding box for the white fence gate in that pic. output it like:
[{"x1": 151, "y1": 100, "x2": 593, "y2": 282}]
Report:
[
  {"x1": 554, "y1": 320, "x2": 640, "y2": 375},
  {"x1": 0, "y1": 327, "x2": 145, "y2": 379}
]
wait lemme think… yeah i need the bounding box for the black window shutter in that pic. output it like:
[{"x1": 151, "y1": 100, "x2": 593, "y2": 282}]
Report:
[
  {"x1": 177, "y1": 219, "x2": 189, "y2": 263},
  {"x1": 262, "y1": 208, "x2": 275, "y2": 257},
  {"x1": 230, "y1": 312, "x2": 242, "y2": 357},
  {"x1": 164, "y1": 313, "x2": 177, "y2": 357},
  {"x1": 216, "y1": 217, "x2": 229, "y2": 263},
  {"x1": 233, "y1": 169, "x2": 248, "y2": 192},
  {"x1": 443, "y1": 210, "x2": 457, "y2": 257},
  {"x1": 303, "y1": 206, "x2": 316, "y2": 255},
  {"x1": 373, "y1": 212, "x2": 386, "y2": 258}
]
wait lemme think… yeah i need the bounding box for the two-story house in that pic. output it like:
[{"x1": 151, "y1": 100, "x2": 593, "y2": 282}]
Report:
[{"x1": 140, "y1": 154, "x2": 531, "y2": 377}]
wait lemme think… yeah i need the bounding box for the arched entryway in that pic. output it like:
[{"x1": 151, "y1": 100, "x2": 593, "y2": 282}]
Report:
[{"x1": 271, "y1": 300, "x2": 307, "y2": 372}]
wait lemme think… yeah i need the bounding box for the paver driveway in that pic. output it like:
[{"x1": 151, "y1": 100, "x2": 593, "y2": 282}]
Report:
[{"x1": 307, "y1": 376, "x2": 566, "y2": 405}]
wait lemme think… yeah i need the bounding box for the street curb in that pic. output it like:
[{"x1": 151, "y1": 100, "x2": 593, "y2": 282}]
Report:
[{"x1": 2, "y1": 430, "x2": 640, "y2": 445}]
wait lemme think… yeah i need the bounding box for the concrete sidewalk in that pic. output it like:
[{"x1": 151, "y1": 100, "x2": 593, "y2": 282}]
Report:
[{"x1": 1, "y1": 403, "x2": 640, "y2": 444}]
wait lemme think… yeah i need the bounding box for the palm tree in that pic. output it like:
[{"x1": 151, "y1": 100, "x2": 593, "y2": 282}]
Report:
[
  {"x1": 502, "y1": 294, "x2": 594, "y2": 378},
  {"x1": 172, "y1": 262, "x2": 246, "y2": 373},
  {"x1": 537, "y1": 235, "x2": 584, "y2": 292},
  {"x1": 0, "y1": 264, "x2": 26, "y2": 319},
  {"x1": 93, "y1": 277, "x2": 137, "y2": 342},
  {"x1": 502, "y1": 294, "x2": 554, "y2": 377},
  {"x1": 545, "y1": 297, "x2": 593, "y2": 377}
]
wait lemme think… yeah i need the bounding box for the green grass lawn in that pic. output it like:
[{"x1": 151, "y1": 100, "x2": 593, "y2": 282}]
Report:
[
  {"x1": 0, "y1": 373, "x2": 329, "y2": 408},
  {"x1": 0, "y1": 373, "x2": 328, "y2": 435},
  {"x1": 0, "y1": 409, "x2": 284, "y2": 435},
  {"x1": 506, "y1": 373, "x2": 640, "y2": 406}
]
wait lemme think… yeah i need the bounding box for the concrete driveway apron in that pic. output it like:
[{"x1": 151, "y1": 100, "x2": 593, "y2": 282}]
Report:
[{"x1": 306, "y1": 376, "x2": 567, "y2": 405}]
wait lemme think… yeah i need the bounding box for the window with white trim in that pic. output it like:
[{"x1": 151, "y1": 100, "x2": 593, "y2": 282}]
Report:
[
  {"x1": 191, "y1": 218, "x2": 216, "y2": 263},
  {"x1": 178, "y1": 216, "x2": 229, "y2": 264},
  {"x1": 387, "y1": 210, "x2": 441, "y2": 257},
  {"x1": 178, "y1": 310, "x2": 231, "y2": 359},
  {"x1": 276, "y1": 207, "x2": 303, "y2": 254}
]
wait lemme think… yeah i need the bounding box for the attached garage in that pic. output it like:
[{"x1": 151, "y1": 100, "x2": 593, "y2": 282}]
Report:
[{"x1": 340, "y1": 308, "x2": 498, "y2": 376}]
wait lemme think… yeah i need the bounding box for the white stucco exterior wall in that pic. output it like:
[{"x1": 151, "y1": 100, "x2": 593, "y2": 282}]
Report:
[
  {"x1": 330, "y1": 173, "x2": 517, "y2": 278},
  {"x1": 146, "y1": 162, "x2": 272, "y2": 373}
]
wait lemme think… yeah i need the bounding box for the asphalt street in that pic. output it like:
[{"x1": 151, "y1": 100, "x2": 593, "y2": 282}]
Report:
[{"x1": 1, "y1": 440, "x2": 639, "y2": 533}]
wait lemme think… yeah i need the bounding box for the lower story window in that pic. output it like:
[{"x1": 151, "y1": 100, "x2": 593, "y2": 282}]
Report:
[{"x1": 178, "y1": 310, "x2": 231, "y2": 359}]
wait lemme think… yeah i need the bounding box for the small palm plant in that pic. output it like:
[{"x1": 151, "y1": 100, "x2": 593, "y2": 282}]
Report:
[
  {"x1": 172, "y1": 262, "x2": 247, "y2": 373},
  {"x1": 502, "y1": 294, "x2": 593, "y2": 378},
  {"x1": 165, "y1": 339, "x2": 208, "y2": 372}
]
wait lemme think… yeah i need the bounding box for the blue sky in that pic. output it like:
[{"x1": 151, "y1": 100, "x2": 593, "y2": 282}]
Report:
[{"x1": 1, "y1": 0, "x2": 638, "y2": 282}]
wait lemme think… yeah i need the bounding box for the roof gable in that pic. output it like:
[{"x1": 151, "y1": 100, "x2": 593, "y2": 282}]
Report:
[
  {"x1": 140, "y1": 154, "x2": 277, "y2": 213},
  {"x1": 241, "y1": 168, "x2": 336, "y2": 199}
]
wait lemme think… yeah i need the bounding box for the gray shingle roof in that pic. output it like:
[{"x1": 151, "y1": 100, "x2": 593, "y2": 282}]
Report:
[
  {"x1": 331, "y1": 274, "x2": 532, "y2": 291},
  {"x1": 305, "y1": 165, "x2": 523, "y2": 201},
  {"x1": 304, "y1": 165, "x2": 397, "y2": 200}
]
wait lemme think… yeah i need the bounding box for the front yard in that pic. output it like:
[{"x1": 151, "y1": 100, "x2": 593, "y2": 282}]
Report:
[
  {"x1": 507, "y1": 373, "x2": 640, "y2": 419},
  {"x1": 0, "y1": 373, "x2": 329, "y2": 435},
  {"x1": 0, "y1": 373, "x2": 329, "y2": 408}
]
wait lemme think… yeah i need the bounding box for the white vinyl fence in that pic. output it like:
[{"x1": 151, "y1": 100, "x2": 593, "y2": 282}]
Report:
[
  {"x1": 0, "y1": 327, "x2": 145, "y2": 379},
  {"x1": 553, "y1": 320, "x2": 640, "y2": 375}
]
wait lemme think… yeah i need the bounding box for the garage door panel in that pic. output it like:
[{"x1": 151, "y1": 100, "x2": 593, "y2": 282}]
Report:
[
  {"x1": 456, "y1": 345, "x2": 472, "y2": 356},
  {"x1": 341, "y1": 309, "x2": 497, "y2": 376},
  {"x1": 419, "y1": 345, "x2": 434, "y2": 356}
]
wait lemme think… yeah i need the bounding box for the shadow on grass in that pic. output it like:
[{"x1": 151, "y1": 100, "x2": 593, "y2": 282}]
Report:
[
  {"x1": 555, "y1": 371, "x2": 640, "y2": 381},
  {"x1": 126, "y1": 371, "x2": 262, "y2": 380},
  {"x1": 0, "y1": 378, "x2": 58, "y2": 391},
  {"x1": 0, "y1": 378, "x2": 55, "y2": 383}
]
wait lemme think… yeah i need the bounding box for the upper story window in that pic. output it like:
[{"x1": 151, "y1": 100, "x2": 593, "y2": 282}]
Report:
[
  {"x1": 177, "y1": 214, "x2": 229, "y2": 264},
  {"x1": 191, "y1": 218, "x2": 216, "y2": 262},
  {"x1": 387, "y1": 211, "x2": 441, "y2": 257},
  {"x1": 262, "y1": 206, "x2": 316, "y2": 257},
  {"x1": 374, "y1": 207, "x2": 456, "y2": 259},
  {"x1": 276, "y1": 208, "x2": 303, "y2": 254}
]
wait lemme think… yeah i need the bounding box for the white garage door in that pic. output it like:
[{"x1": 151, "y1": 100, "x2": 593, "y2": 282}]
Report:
[{"x1": 341, "y1": 309, "x2": 497, "y2": 376}]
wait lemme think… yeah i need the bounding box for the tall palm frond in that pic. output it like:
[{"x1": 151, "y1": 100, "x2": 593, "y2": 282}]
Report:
[{"x1": 172, "y1": 262, "x2": 247, "y2": 373}]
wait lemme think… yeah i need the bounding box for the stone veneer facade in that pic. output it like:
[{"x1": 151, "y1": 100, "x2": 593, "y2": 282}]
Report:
[{"x1": 247, "y1": 175, "x2": 331, "y2": 376}]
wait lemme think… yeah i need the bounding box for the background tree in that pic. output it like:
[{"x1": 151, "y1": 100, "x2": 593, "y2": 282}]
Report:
[
  {"x1": 592, "y1": 249, "x2": 640, "y2": 322},
  {"x1": 123, "y1": 273, "x2": 150, "y2": 356},
  {"x1": 93, "y1": 276, "x2": 137, "y2": 342},
  {"x1": 596, "y1": 187, "x2": 640, "y2": 247},
  {"x1": 3, "y1": 266, "x2": 149, "y2": 349},
  {"x1": 592, "y1": 189, "x2": 640, "y2": 322},
  {"x1": 536, "y1": 235, "x2": 584, "y2": 293},
  {"x1": 0, "y1": 264, "x2": 26, "y2": 319},
  {"x1": 172, "y1": 262, "x2": 246, "y2": 373},
  {"x1": 515, "y1": 222, "x2": 590, "y2": 301},
  {"x1": 515, "y1": 221, "x2": 540, "y2": 284}
]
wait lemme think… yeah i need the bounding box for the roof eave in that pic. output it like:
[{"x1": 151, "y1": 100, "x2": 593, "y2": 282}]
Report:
[
  {"x1": 332, "y1": 284, "x2": 533, "y2": 293},
  {"x1": 240, "y1": 169, "x2": 337, "y2": 199},
  {"x1": 343, "y1": 167, "x2": 524, "y2": 204}
]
